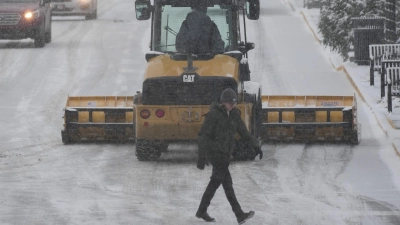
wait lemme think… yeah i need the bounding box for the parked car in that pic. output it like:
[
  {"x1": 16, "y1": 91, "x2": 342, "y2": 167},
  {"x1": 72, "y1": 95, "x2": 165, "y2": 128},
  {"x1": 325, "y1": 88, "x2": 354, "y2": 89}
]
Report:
[
  {"x1": 0, "y1": 0, "x2": 52, "y2": 48},
  {"x1": 51, "y1": 0, "x2": 98, "y2": 20}
]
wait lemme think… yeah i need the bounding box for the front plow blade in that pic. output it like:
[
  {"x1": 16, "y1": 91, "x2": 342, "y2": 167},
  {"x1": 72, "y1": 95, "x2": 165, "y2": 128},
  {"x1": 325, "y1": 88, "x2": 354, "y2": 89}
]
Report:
[
  {"x1": 61, "y1": 96, "x2": 135, "y2": 143},
  {"x1": 259, "y1": 95, "x2": 359, "y2": 144}
]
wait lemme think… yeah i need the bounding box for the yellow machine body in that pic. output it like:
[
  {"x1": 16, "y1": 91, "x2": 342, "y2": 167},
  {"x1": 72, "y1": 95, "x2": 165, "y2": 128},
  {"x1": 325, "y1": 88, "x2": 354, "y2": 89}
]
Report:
[
  {"x1": 61, "y1": 54, "x2": 250, "y2": 143},
  {"x1": 134, "y1": 103, "x2": 253, "y2": 141},
  {"x1": 144, "y1": 54, "x2": 240, "y2": 79}
]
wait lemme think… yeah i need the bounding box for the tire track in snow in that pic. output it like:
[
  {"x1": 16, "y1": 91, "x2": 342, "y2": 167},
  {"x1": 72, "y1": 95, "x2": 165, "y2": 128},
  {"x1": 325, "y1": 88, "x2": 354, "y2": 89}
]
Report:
[{"x1": 247, "y1": 1, "x2": 290, "y2": 95}]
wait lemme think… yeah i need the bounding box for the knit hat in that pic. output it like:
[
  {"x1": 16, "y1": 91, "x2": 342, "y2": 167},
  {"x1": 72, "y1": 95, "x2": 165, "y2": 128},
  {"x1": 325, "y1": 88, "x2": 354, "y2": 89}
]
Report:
[{"x1": 220, "y1": 88, "x2": 237, "y2": 103}]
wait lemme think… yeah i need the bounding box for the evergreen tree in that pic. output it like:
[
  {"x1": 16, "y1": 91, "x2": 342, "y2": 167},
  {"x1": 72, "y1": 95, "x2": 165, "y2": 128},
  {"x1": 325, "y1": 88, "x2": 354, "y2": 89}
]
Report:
[
  {"x1": 318, "y1": 0, "x2": 364, "y2": 60},
  {"x1": 397, "y1": 0, "x2": 400, "y2": 39},
  {"x1": 364, "y1": 0, "x2": 385, "y2": 17}
]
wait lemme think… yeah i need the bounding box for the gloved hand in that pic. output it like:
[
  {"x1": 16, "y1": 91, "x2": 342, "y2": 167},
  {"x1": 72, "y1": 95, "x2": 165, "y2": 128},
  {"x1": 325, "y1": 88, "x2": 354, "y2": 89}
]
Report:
[
  {"x1": 197, "y1": 158, "x2": 209, "y2": 170},
  {"x1": 254, "y1": 146, "x2": 263, "y2": 160}
]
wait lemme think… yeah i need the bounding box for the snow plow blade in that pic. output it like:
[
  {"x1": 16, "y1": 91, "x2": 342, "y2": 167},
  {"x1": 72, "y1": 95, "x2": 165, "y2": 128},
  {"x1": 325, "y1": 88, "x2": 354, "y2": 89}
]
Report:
[
  {"x1": 61, "y1": 96, "x2": 135, "y2": 143},
  {"x1": 259, "y1": 95, "x2": 360, "y2": 144}
]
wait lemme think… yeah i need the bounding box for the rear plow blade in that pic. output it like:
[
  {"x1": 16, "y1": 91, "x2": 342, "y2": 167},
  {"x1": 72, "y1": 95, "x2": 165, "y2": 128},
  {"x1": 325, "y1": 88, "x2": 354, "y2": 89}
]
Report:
[
  {"x1": 259, "y1": 95, "x2": 360, "y2": 144},
  {"x1": 61, "y1": 96, "x2": 135, "y2": 143}
]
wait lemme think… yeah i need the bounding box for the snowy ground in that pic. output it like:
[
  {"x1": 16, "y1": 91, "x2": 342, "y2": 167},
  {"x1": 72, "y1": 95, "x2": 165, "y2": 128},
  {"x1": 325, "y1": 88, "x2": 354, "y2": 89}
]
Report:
[{"x1": 0, "y1": 0, "x2": 400, "y2": 224}]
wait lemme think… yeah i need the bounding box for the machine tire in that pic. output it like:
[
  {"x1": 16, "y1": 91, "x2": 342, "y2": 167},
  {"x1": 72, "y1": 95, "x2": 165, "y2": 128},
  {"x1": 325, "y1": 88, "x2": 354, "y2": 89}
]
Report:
[
  {"x1": 157, "y1": 141, "x2": 169, "y2": 152},
  {"x1": 61, "y1": 130, "x2": 71, "y2": 144},
  {"x1": 135, "y1": 139, "x2": 162, "y2": 161},
  {"x1": 244, "y1": 91, "x2": 262, "y2": 137},
  {"x1": 85, "y1": 7, "x2": 97, "y2": 20},
  {"x1": 45, "y1": 19, "x2": 52, "y2": 43},
  {"x1": 232, "y1": 140, "x2": 256, "y2": 161},
  {"x1": 351, "y1": 123, "x2": 361, "y2": 145},
  {"x1": 34, "y1": 21, "x2": 46, "y2": 48},
  {"x1": 92, "y1": 9, "x2": 98, "y2": 20},
  {"x1": 254, "y1": 89, "x2": 262, "y2": 138}
]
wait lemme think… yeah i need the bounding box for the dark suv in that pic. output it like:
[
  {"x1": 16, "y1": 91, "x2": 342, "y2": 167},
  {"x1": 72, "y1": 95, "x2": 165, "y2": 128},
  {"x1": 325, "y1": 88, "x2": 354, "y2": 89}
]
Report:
[{"x1": 0, "y1": 0, "x2": 52, "y2": 48}]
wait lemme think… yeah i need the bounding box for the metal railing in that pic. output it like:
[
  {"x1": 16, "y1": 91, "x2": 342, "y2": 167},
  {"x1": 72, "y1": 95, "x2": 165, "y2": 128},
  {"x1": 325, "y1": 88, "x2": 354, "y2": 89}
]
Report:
[
  {"x1": 385, "y1": 67, "x2": 400, "y2": 112},
  {"x1": 369, "y1": 44, "x2": 400, "y2": 85}
]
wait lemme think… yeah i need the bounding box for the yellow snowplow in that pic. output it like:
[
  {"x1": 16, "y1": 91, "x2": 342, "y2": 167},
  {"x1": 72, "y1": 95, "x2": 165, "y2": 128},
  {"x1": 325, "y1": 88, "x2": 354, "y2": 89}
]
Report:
[
  {"x1": 260, "y1": 95, "x2": 359, "y2": 143},
  {"x1": 61, "y1": 0, "x2": 360, "y2": 161},
  {"x1": 62, "y1": 95, "x2": 359, "y2": 145},
  {"x1": 61, "y1": 96, "x2": 135, "y2": 143}
]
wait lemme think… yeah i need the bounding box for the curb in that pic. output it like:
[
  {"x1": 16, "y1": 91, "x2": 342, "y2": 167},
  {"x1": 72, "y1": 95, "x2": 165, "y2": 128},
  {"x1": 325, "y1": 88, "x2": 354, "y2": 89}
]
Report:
[
  {"x1": 388, "y1": 119, "x2": 397, "y2": 130},
  {"x1": 394, "y1": 143, "x2": 400, "y2": 157},
  {"x1": 288, "y1": 1, "x2": 296, "y2": 12},
  {"x1": 300, "y1": 11, "x2": 322, "y2": 44}
]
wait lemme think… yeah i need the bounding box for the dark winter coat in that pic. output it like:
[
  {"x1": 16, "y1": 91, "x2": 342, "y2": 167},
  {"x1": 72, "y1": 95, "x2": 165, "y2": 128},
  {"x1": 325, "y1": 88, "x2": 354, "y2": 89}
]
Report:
[
  {"x1": 175, "y1": 11, "x2": 225, "y2": 54},
  {"x1": 198, "y1": 102, "x2": 257, "y2": 164}
]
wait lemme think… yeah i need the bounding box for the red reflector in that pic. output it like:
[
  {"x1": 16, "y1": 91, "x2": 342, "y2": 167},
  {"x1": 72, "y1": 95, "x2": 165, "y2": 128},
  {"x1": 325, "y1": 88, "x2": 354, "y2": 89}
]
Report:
[
  {"x1": 156, "y1": 109, "x2": 165, "y2": 118},
  {"x1": 144, "y1": 122, "x2": 149, "y2": 127},
  {"x1": 140, "y1": 109, "x2": 150, "y2": 119}
]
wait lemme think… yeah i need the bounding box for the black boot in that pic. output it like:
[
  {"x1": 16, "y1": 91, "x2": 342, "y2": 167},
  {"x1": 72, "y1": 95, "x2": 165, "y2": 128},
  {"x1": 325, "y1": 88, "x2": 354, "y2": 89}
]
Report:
[
  {"x1": 196, "y1": 211, "x2": 216, "y2": 222},
  {"x1": 237, "y1": 211, "x2": 255, "y2": 224}
]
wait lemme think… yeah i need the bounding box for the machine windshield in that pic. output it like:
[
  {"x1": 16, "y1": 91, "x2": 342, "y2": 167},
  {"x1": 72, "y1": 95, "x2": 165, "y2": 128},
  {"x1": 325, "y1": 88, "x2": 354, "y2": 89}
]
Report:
[{"x1": 155, "y1": 4, "x2": 233, "y2": 53}]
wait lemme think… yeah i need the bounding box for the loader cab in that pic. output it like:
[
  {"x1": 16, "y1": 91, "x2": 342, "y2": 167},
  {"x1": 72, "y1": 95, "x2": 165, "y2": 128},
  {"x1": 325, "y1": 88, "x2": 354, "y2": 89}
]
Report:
[
  {"x1": 134, "y1": 0, "x2": 260, "y2": 55},
  {"x1": 134, "y1": 0, "x2": 260, "y2": 106}
]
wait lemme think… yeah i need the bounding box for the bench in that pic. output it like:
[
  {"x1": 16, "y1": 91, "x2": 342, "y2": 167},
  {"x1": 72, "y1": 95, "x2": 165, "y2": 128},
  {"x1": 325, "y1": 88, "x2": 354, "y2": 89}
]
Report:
[
  {"x1": 383, "y1": 67, "x2": 400, "y2": 112},
  {"x1": 380, "y1": 55, "x2": 400, "y2": 97},
  {"x1": 369, "y1": 44, "x2": 400, "y2": 85}
]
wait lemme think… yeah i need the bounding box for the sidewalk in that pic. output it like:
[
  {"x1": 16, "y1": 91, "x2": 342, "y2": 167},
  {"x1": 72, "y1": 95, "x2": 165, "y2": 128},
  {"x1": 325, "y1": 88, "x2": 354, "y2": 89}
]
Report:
[{"x1": 284, "y1": 0, "x2": 400, "y2": 155}]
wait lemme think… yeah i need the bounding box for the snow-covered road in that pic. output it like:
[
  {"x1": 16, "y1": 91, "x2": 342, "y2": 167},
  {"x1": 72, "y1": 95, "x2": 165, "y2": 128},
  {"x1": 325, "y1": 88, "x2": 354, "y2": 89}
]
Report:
[{"x1": 0, "y1": 0, "x2": 399, "y2": 224}]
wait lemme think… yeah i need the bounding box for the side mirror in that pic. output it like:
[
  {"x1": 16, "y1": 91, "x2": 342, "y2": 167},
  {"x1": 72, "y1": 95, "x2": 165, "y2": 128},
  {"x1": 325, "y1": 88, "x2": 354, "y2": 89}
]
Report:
[
  {"x1": 135, "y1": 0, "x2": 152, "y2": 21},
  {"x1": 246, "y1": 0, "x2": 260, "y2": 20},
  {"x1": 245, "y1": 42, "x2": 255, "y2": 52},
  {"x1": 239, "y1": 42, "x2": 255, "y2": 54}
]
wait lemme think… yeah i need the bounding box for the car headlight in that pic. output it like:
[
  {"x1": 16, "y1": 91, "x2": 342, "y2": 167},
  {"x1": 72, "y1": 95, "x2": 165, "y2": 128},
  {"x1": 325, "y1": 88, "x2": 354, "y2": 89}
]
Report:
[
  {"x1": 79, "y1": 0, "x2": 91, "y2": 4},
  {"x1": 24, "y1": 10, "x2": 40, "y2": 19}
]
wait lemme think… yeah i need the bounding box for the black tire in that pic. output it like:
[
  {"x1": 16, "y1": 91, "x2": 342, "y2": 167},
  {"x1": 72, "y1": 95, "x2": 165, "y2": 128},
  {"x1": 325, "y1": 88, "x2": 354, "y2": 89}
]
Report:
[
  {"x1": 232, "y1": 140, "x2": 256, "y2": 161},
  {"x1": 85, "y1": 8, "x2": 97, "y2": 20},
  {"x1": 351, "y1": 123, "x2": 361, "y2": 145},
  {"x1": 243, "y1": 91, "x2": 261, "y2": 137},
  {"x1": 254, "y1": 89, "x2": 262, "y2": 138},
  {"x1": 34, "y1": 21, "x2": 46, "y2": 48},
  {"x1": 45, "y1": 19, "x2": 52, "y2": 43},
  {"x1": 92, "y1": 9, "x2": 98, "y2": 20},
  {"x1": 61, "y1": 130, "x2": 71, "y2": 144},
  {"x1": 157, "y1": 141, "x2": 169, "y2": 152},
  {"x1": 135, "y1": 139, "x2": 162, "y2": 161},
  {"x1": 234, "y1": 91, "x2": 262, "y2": 161}
]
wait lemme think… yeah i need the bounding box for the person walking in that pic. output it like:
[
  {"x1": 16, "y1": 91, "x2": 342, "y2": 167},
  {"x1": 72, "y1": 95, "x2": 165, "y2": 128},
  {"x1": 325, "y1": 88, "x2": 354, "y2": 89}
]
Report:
[{"x1": 195, "y1": 88, "x2": 263, "y2": 224}]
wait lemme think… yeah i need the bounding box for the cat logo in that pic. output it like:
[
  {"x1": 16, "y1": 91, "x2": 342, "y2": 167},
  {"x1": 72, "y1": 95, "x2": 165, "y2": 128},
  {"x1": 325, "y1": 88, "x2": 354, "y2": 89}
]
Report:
[
  {"x1": 181, "y1": 72, "x2": 199, "y2": 83},
  {"x1": 183, "y1": 74, "x2": 195, "y2": 82}
]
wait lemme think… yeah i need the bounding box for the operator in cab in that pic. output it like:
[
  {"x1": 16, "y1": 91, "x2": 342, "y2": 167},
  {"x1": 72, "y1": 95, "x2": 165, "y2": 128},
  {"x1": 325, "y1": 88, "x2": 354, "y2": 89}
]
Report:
[{"x1": 175, "y1": 4, "x2": 225, "y2": 54}]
